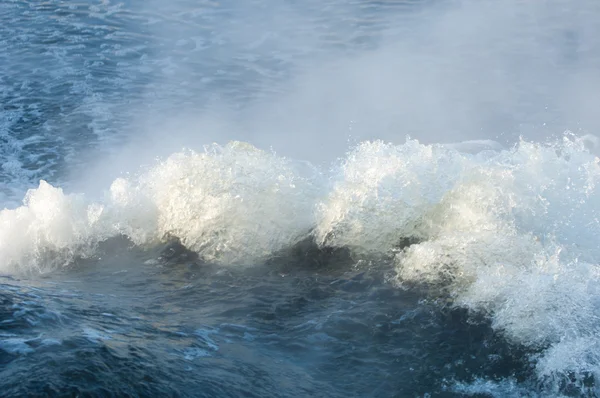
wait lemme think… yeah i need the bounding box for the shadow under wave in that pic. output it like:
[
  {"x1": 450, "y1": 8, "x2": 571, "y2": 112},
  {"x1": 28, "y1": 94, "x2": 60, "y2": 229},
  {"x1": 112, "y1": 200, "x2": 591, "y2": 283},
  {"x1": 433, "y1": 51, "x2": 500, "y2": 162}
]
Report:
[{"x1": 4, "y1": 232, "x2": 583, "y2": 396}]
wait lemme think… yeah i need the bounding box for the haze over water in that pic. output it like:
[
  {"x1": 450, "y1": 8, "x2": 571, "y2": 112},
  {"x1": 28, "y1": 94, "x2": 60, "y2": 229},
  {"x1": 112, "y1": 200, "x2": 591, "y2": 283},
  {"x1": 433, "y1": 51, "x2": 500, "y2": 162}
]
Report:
[{"x1": 2, "y1": 1, "x2": 600, "y2": 397}]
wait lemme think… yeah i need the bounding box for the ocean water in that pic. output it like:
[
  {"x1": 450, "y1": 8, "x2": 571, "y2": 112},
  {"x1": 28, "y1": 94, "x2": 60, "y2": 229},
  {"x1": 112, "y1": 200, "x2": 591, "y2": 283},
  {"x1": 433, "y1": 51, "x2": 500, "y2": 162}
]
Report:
[{"x1": 2, "y1": 0, "x2": 600, "y2": 397}]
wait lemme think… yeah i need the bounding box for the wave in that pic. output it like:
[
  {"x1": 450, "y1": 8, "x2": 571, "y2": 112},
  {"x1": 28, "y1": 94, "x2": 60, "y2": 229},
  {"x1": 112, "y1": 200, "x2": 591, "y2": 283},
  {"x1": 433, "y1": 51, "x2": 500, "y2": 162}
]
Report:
[
  {"x1": 318, "y1": 133, "x2": 600, "y2": 395},
  {"x1": 0, "y1": 141, "x2": 323, "y2": 273},
  {"x1": 2, "y1": 134, "x2": 600, "y2": 394}
]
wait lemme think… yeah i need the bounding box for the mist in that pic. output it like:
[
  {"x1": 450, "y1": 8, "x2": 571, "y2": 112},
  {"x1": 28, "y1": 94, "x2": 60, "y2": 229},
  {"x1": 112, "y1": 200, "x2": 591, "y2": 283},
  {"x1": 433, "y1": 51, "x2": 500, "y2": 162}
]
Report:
[{"x1": 72, "y1": 0, "x2": 600, "y2": 193}]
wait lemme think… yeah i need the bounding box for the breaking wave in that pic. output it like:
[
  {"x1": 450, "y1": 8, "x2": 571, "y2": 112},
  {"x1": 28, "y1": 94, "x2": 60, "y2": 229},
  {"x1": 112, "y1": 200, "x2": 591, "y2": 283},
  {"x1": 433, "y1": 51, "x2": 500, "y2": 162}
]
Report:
[
  {"x1": 2, "y1": 133, "x2": 600, "y2": 394},
  {"x1": 0, "y1": 141, "x2": 323, "y2": 273}
]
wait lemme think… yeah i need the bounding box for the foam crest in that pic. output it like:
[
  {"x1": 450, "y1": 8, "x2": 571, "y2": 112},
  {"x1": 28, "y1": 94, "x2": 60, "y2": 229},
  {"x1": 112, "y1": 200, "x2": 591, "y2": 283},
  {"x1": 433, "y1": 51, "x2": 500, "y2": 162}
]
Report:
[
  {"x1": 313, "y1": 135, "x2": 600, "y2": 392},
  {"x1": 4, "y1": 135, "x2": 600, "y2": 391},
  {"x1": 314, "y1": 139, "x2": 468, "y2": 252},
  {"x1": 391, "y1": 136, "x2": 600, "y2": 391},
  {"x1": 0, "y1": 142, "x2": 323, "y2": 273},
  {"x1": 0, "y1": 181, "x2": 102, "y2": 274},
  {"x1": 119, "y1": 142, "x2": 323, "y2": 263}
]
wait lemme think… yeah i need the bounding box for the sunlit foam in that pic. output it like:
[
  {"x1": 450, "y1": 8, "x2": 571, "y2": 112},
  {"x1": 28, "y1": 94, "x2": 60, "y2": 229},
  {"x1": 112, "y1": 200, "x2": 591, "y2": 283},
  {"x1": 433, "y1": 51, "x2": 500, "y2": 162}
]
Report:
[
  {"x1": 314, "y1": 134, "x2": 600, "y2": 393},
  {"x1": 2, "y1": 135, "x2": 600, "y2": 393},
  {"x1": 0, "y1": 141, "x2": 323, "y2": 273}
]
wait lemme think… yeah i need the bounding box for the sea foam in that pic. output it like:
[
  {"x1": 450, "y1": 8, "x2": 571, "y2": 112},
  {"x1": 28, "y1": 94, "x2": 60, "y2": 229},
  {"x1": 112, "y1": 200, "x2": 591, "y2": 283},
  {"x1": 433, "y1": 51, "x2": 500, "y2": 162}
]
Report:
[
  {"x1": 315, "y1": 134, "x2": 600, "y2": 393},
  {"x1": 2, "y1": 135, "x2": 600, "y2": 393},
  {"x1": 0, "y1": 141, "x2": 322, "y2": 273}
]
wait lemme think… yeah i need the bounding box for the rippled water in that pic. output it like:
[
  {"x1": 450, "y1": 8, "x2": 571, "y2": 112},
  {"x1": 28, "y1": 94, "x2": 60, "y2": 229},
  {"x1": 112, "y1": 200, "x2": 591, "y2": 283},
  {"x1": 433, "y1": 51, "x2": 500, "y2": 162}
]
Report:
[
  {"x1": 1, "y1": 238, "x2": 535, "y2": 397},
  {"x1": 0, "y1": 0, "x2": 417, "y2": 200},
  {"x1": 3, "y1": 1, "x2": 600, "y2": 397}
]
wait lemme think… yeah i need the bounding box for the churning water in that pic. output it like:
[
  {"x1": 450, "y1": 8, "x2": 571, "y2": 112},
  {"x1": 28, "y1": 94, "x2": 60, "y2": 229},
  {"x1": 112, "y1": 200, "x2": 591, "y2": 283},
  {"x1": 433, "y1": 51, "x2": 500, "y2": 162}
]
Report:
[{"x1": 2, "y1": 1, "x2": 600, "y2": 397}]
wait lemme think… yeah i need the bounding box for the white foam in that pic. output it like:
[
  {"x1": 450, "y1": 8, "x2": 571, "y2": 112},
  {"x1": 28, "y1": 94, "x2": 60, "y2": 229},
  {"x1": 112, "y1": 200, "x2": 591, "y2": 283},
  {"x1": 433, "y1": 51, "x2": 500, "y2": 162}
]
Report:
[
  {"x1": 314, "y1": 139, "x2": 468, "y2": 253},
  {"x1": 396, "y1": 137, "x2": 600, "y2": 391},
  {"x1": 315, "y1": 135, "x2": 600, "y2": 392},
  {"x1": 117, "y1": 142, "x2": 323, "y2": 263},
  {"x1": 0, "y1": 181, "x2": 102, "y2": 274},
  {"x1": 0, "y1": 141, "x2": 323, "y2": 273},
  {"x1": 2, "y1": 135, "x2": 600, "y2": 391}
]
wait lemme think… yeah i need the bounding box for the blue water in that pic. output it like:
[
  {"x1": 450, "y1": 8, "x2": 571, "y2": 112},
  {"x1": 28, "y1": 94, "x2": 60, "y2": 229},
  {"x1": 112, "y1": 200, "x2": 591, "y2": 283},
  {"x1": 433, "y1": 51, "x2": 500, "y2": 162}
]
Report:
[
  {"x1": 2, "y1": 1, "x2": 600, "y2": 397},
  {"x1": 0, "y1": 237, "x2": 536, "y2": 397}
]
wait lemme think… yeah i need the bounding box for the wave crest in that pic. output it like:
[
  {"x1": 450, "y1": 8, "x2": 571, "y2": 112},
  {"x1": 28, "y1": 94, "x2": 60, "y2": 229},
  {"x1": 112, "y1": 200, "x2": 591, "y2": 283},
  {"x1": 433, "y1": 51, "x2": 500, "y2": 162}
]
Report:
[
  {"x1": 0, "y1": 142, "x2": 322, "y2": 273},
  {"x1": 3, "y1": 135, "x2": 600, "y2": 392}
]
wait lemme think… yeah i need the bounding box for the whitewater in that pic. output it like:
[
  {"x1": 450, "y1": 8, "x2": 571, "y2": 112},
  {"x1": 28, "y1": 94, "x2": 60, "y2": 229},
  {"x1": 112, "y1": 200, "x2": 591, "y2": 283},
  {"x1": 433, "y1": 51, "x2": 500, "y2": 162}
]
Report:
[
  {"x1": 3, "y1": 135, "x2": 600, "y2": 395},
  {"x1": 3, "y1": 0, "x2": 600, "y2": 396}
]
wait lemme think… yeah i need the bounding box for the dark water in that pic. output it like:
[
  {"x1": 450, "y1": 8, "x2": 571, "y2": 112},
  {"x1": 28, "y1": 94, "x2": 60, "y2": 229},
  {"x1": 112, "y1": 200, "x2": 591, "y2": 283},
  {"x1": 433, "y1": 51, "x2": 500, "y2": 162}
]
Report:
[
  {"x1": 2, "y1": 1, "x2": 600, "y2": 397},
  {"x1": 0, "y1": 239, "x2": 535, "y2": 397}
]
